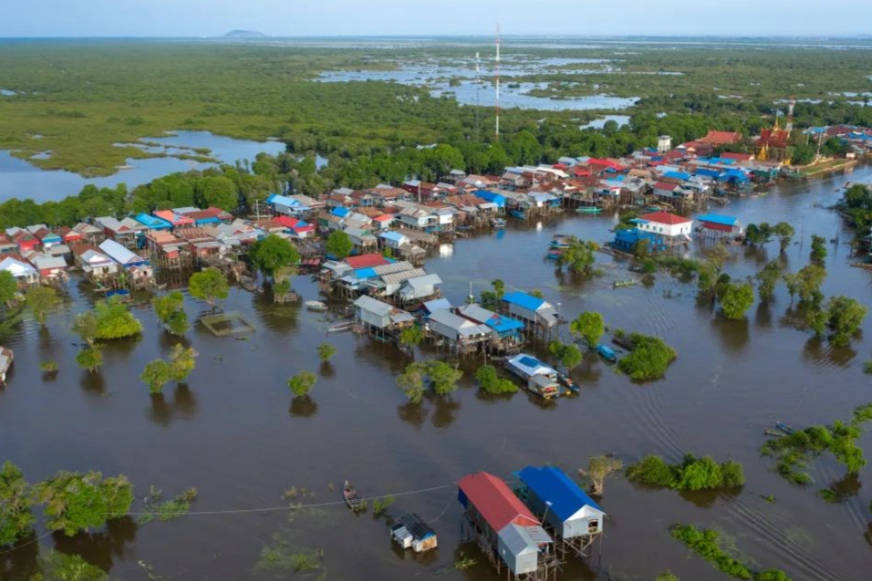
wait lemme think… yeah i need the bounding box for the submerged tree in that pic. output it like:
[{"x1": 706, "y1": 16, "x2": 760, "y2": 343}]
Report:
[
  {"x1": 772, "y1": 221, "x2": 795, "y2": 253},
  {"x1": 570, "y1": 311, "x2": 604, "y2": 347},
  {"x1": 25, "y1": 285, "x2": 60, "y2": 326},
  {"x1": 397, "y1": 360, "x2": 463, "y2": 403},
  {"x1": 579, "y1": 455, "x2": 624, "y2": 496},
  {"x1": 141, "y1": 344, "x2": 198, "y2": 393},
  {"x1": 288, "y1": 371, "x2": 317, "y2": 397},
  {"x1": 75, "y1": 346, "x2": 103, "y2": 373},
  {"x1": 38, "y1": 551, "x2": 108, "y2": 581},
  {"x1": 0, "y1": 270, "x2": 17, "y2": 307},
  {"x1": 744, "y1": 222, "x2": 772, "y2": 246},
  {"x1": 72, "y1": 311, "x2": 99, "y2": 346},
  {"x1": 474, "y1": 364, "x2": 518, "y2": 395},
  {"x1": 548, "y1": 341, "x2": 583, "y2": 371},
  {"x1": 34, "y1": 471, "x2": 134, "y2": 536},
  {"x1": 140, "y1": 359, "x2": 173, "y2": 394},
  {"x1": 317, "y1": 343, "x2": 337, "y2": 362},
  {"x1": 153, "y1": 291, "x2": 189, "y2": 335},
  {"x1": 556, "y1": 237, "x2": 599, "y2": 275},
  {"x1": 0, "y1": 461, "x2": 35, "y2": 547},
  {"x1": 325, "y1": 230, "x2": 353, "y2": 260},
  {"x1": 250, "y1": 234, "x2": 300, "y2": 279},
  {"x1": 617, "y1": 333, "x2": 677, "y2": 381},
  {"x1": 188, "y1": 268, "x2": 229, "y2": 308},
  {"x1": 810, "y1": 234, "x2": 827, "y2": 264},
  {"x1": 755, "y1": 260, "x2": 782, "y2": 303},
  {"x1": 718, "y1": 281, "x2": 755, "y2": 320},
  {"x1": 93, "y1": 297, "x2": 142, "y2": 340},
  {"x1": 825, "y1": 296, "x2": 868, "y2": 347},
  {"x1": 398, "y1": 325, "x2": 424, "y2": 354}
]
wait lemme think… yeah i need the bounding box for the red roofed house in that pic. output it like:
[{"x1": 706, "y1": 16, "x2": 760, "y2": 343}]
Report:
[
  {"x1": 637, "y1": 211, "x2": 693, "y2": 243},
  {"x1": 344, "y1": 253, "x2": 391, "y2": 269},
  {"x1": 153, "y1": 210, "x2": 195, "y2": 228},
  {"x1": 698, "y1": 130, "x2": 743, "y2": 146},
  {"x1": 457, "y1": 472, "x2": 553, "y2": 577}
]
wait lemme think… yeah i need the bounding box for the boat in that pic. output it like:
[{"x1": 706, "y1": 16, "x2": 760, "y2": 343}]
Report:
[
  {"x1": 613, "y1": 279, "x2": 638, "y2": 289},
  {"x1": 327, "y1": 320, "x2": 354, "y2": 333},
  {"x1": 491, "y1": 218, "x2": 506, "y2": 229},
  {"x1": 576, "y1": 206, "x2": 603, "y2": 215},
  {"x1": 509, "y1": 209, "x2": 525, "y2": 220},
  {"x1": 305, "y1": 300, "x2": 327, "y2": 312},
  {"x1": 343, "y1": 481, "x2": 363, "y2": 511},
  {"x1": 557, "y1": 372, "x2": 580, "y2": 394},
  {"x1": 764, "y1": 429, "x2": 783, "y2": 437},
  {"x1": 596, "y1": 344, "x2": 617, "y2": 363},
  {"x1": 0, "y1": 346, "x2": 12, "y2": 383},
  {"x1": 550, "y1": 234, "x2": 572, "y2": 249},
  {"x1": 775, "y1": 422, "x2": 795, "y2": 435},
  {"x1": 545, "y1": 248, "x2": 563, "y2": 261}
]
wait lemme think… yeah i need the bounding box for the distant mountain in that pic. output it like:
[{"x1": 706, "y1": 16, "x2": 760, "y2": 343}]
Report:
[{"x1": 223, "y1": 30, "x2": 266, "y2": 39}]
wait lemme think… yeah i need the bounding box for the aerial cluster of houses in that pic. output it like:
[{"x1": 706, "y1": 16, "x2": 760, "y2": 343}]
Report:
[{"x1": 458, "y1": 467, "x2": 605, "y2": 580}]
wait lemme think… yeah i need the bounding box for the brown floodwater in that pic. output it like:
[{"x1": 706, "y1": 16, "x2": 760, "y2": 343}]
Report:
[{"x1": 2, "y1": 167, "x2": 871, "y2": 580}]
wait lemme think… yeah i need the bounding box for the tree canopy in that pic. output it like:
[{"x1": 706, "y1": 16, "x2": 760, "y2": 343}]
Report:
[
  {"x1": 617, "y1": 332, "x2": 677, "y2": 380},
  {"x1": 0, "y1": 461, "x2": 35, "y2": 547},
  {"x1": 325, "y1": 230, "x2": 353, "y2": 260},
  {"x1": 474, "y1": 364, "x2": 518, "y2": 395},
  {"x1": 25, "y1": 285, "x2": 61, "y2": 326},
  {"x1": 570, "y1": 311, "x2": 604, "y2": 347},
  {"x1": 288, "y1": 371, "x2": 317, "y2": 397},
  {"x1": 93, "y1": 298, "x2": 143, "y2": 340},
  {"x1": 34, "y1": 471, "x2": 134, "y2": 536},
  {"x1": 249, "y1": 234, "x2": 300, "y2": 278},
  {"x1": 188, "y1": 268, "x2": 229, "y2": 307},
  {"x1": 153, "y1": 291, "x2": 189, "y2": 335},
  {"x1": 719, "y1": 281, "x2": 755, "y2": 320}
]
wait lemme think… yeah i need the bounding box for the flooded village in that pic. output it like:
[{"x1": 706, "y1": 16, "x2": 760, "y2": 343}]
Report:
[{"x1": 2, "y1": 25, "x2": 872, "y2": 581}]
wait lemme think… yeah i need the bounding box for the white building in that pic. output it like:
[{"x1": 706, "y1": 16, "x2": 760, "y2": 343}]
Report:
[
  {"x1": 636, "y1": 211, "x2": 693, "y2": 240},
  {"x1": 657, "y1": 135, "x2": 672, "y2": 153}
]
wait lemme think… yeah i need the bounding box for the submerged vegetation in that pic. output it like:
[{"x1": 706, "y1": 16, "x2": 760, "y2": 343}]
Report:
[
  {"x1": 398, "y1": 360, "x2": 463, "y2": 403},
  {"x1": 670, "y1": 524, "x2": 792, "y2": 581},
  {"x1": 761, "y1": 403, "x2": 872, "y2": 487},
  {"x1": 615, "y1": 331, "x2": 677, "y2": 380},
  {"x1": 34, "y1": 471, "x2": 134, "y2": 536},
  {"x1": 474, "y1": 364, "x2": 518, "y2": 395},
  {"x1": 153, "y1": 291, "x2": 189, "y2": 335},
  {"x1": 288, "y1": 371, "x2": 318, "y2": 397},
  {"x1": 138, "y1": 486, "x2": 199, "y2": 524},
  {"x1": 626, "y1": 454, "x2": 745, "y2": 491}
]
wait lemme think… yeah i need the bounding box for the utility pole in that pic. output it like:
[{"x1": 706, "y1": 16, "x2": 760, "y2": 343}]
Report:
[
  {"x1": 495, "y1": 23, "x2": 500, "y2": 142},
  {"x1": 475, "y1": 51, "x2": 481, "y2": 143}
]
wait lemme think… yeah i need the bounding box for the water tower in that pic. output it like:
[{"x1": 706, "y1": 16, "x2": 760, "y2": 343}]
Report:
[{"x1": 657, "y1": 135, "x2": 672, "y2": 153}]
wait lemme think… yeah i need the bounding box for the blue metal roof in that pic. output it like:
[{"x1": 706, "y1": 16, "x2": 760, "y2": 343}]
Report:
[
  {"x1": 695, "y1": 168, "x2": 721, "y2": 179},
  {"x1": 487, "y1": 314, "x2": 524, "y2": 334},
  {"x1": 135, "y1": 213, "x2": 172, "y2": 229},
  {"x1": 518, "y1": 466, "x2": 603, "y2": 522},
  {"x1": 332, "y1": 207, "x2": 350, "y2": 218},
  {"x1": 663, "y1": 171, "x2": 690, "y2": 181},
  {"x1": 474, "y1": 190, "x2": 506, "y2": 207},
  {"x1": 268, "y1": 194, "x2": 300, "y2": 207},
  {"x1": 696, "y1": 214, "x2": 737, "y2": 226},
  {"x1": 502, "y1": 291, "x2": 544, "y2": 311},
  {"x1": 379, "y1": 231, "x2": 406, "y2": 243},
  {"x1": 354, "y1": 267, "x2": 377, "y2": 280}
]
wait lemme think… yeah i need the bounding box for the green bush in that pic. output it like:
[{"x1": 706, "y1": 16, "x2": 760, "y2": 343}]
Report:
[
  {"x1": 617, "y1": 333, "x2": 677, "y2": 380},
  {"x1": 627, "y1": 454, "x2": 744, "y2": 491},
  {"x1": 475, "y1": 364, "x2": 518, "y2": 394}
]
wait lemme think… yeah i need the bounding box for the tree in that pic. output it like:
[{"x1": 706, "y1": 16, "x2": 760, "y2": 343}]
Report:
[
  {"x1": 491, "y1": 279, "x2": 505, "y2": 300},
  {"x1": 426, "y1": 361, "x2": 463, "y2": 396},
  {"x1": 72, "y1": 311, "x2": 99, "y2": 346},
  {"x1": 250, "y1": 234, "x2": 300, "y2": 278},
  {"x1": 153, "y1": 291, "x2": 188, "y2": 335},
  {"x1": 719, "y1": 282, "x2": 755, "y2": 320},
  {"x1": 549, "y1": 341, "x2": 582, "y2": 371},
  {"x1": 825, "y1": 296, "x2": 868, "y2": 347},
  {"x1": 570, "y1": 311, "x2": 604, "y2": 347},
  {"x1": 772, "y1": 222, "x2": 795, "y2": 253},
  {"x1": 810, "y1": 234, "x2": 827, "y2": 264},
  {"x1": 38, "y1": 551, "x2": 108, "y2": 581},
  {"x1": 744, "y1": 222, "x2": 771, "y2": 246},
  {"x1": 474, "y1": 364, "x2": 518, "y2": 394},
  {"x1": 25, "y1": 285, "x2": 60, "y2": 326},
  {"x1": 75, "y1": 347, "x2": 103, "y2": 373},
  {"x1": 397, "y1": 363, "x2": 425, "y2": 404},
  {"x1": 188, "y1": 268, "x2": 229, "y2": 307},
  {"x1": 93, "y1": 298, "x2": 142, "y2": 340},
  {"x1": 556, "y1": 237, "x2": 598, "y2": 275},
  {"x1": 140, "y1": 359, "x2": 173, "y2": 394},
  {"x1": 617, "y1": 333, "x2": 677, "y2": 380},
  {"x1": 0, "y1": 270, "x2": 16, "y2": 306},
  {"x1": 317, "y1": 343, "x2": 336, "y2": 362},
  {"x1": 580, "y1": 456, "x2": 623, "y2": 496},
  {"x1": 288, "y1": 371, "x2": 317, "y2": 397},
  {"x1": 398, "y1": 325, "x2": 424, "y2": 352},
  {"x1": 398, "y1": 361, "x2": 462, "y2": 402},
  {"x1": 168, "y1": 344, "x2": 198, "y2": 382},
  {"x1": 35, "y1": 471, "x2": 133, "y2": 536},
  {"x1": 654, "y1": 572, "x2": 680, "y2": 581},
  {"x1": 0, "y1": 461, "x2": 34, "y2": 547},
  {"x1": 325, "y1": 230, "x2": 353, "y2": 260},
  {"x1": 785, "y1": 264, "x2": 827, "y2": 307},
  {"x1": 198, "y1": 175, "x2": 238, "y2": 211},
  {"x1": 755, "y1": 261, "x2": 782, "y2": 303}
]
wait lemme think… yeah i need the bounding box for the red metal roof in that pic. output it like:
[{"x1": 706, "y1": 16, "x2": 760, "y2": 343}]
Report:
[
  {"x1": 639, "y1": 211, "x2": 692, "y2": 225},
  {"x1": 720, "y1": 152, "x2": 752, "y2": 162},
  {"x1": 345, "y1": 253, "x2": 391, "y2": 269},
  {"x1": 458, "y1": 472, "x2": 539, "y2": 532},
  {"x1": 757, "y1": 129, "x2": 789, "y2": 149},
  {"x1": 653, "y1": 182, "x2": 677, "y2": 191},
  {"x1": 274, "y1": 215, "x2": 301, "y2": 228},
  {"x1": 699, "y1": 130, "x2": 743, "y2": 146}
]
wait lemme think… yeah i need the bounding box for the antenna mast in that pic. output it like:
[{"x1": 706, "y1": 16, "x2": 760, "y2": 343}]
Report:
[{"x1": 495, "y1": 23, "x2": 500, "y2": 142}]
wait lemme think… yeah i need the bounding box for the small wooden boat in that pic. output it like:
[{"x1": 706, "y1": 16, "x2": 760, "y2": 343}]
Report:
[
  {"x1": 764, "y1": 429, "x2": 783, "y2": 437},
  {"x1": 343, "y1": 481, "x2": 363, "y2": 511},
  {"x1": 491, "y1": 218, "x2": 506, "y2": 229},
  {"x1": 305, "y1": 300, "x2": 327, "y2": 312},
  {"x1": 557, "y1": 372, "x2": 580, "y2": 394},
  {"x1": 328, "y1": 320, "x2": 354, "y2": 333},
  {"x1": 576, "y1": 207, "x2": 602, "y2": 215},
  {"x1": 613, "y1": 279, "x2": 638, "y2": 289},
  {"x1": 776, "y1": 422, "x2": 795, "y2": 435},
  {"x1": 509, "y1": 209, "x2": 525, "y2": 220}
]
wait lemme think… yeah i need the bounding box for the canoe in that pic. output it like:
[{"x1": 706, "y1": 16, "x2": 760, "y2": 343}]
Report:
[
  {"x1": 764, "y1": 429, "x2": 783, "y2": 437},
  {"x1": 343, "y1": 481, "x2": 363, "y2": 511},
  {"x1": 776, "y1": 422, "x2": 795, "y2": 435},
  {"x1": 492, "y1": 218, "x2": 506, "y2": 229},
  {"x1": 576, "y1": 207, "x2": 602, "y2": 215},
  {"x1": 328, "y1": 321, "x2": 354, "y2": 333},
  {"x1": 613, "y1": 280, "x2": 638, "y2": 288}
]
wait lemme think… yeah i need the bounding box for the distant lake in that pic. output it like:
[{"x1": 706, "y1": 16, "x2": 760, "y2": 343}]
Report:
[{"x1": 0, "y1": 131, "x2": 289, "y2": 203}]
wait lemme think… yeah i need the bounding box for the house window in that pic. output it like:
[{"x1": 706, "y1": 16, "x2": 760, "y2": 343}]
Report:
[{"x1": 588, "y1": 520, "x2": 599, "y2": 533}]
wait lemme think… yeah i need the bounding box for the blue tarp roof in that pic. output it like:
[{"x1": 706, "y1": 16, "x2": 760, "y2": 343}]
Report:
[
  {"x1": 518, "y1": 355, "x2": 544, "y2": 368},
  {"x1": 135, "y1": 213, "x2": 172, "y2": 229},
  {"x1": 332, "y1": 207, "x2": 350, "y2": 218},
  {"x1": 267, "y1": 194, "x2": 300, "y2": 207},
  {"x1": 354, "y1": 267, "x2": 377, "y2": 280},
  {"x1": 518, "y1": 466, "x2": 603, "y2": 521},
  {"x1": 487, "y1": 314, "x2": 525, "y2": 334},
  {"x1": 194, "y1": 216, "x2": 221, "y2": 225},
  {"x1": 696, "y1": 214, "x2": 737, "y2": 226},
  {"x1": 379, "y1": 231, "x2": 406, "y2": 243},
  {"x1": 695, "y1": 168, "x2": 721, "y2": 178},
  {"x1": 502, "y1": 291, "x2": 545, "y2": 311},
  {"x1": 663, "y1": 170, "x2": 690, "y2": 181},
  {"x1": 474, "y1": 190, "x2": 507, "y2": 207}
]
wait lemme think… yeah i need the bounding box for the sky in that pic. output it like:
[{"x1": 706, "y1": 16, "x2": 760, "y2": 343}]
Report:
[{"x1": 2, "y1": 0, "x2": 870, "y2": 38}]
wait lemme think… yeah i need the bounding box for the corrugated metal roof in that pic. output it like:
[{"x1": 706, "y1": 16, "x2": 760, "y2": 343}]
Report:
[
  {"x1": 497, "y1": 523, "x2": 541, "y2": 557},
  {"x1": 502, "y1": 291, "x2": 545, "y2": 311},
  {"x1": 696, "y1": 214, "x2": 737, "y2": 227},
  {"x1": 424, "y1": 298, "x2": 453, "y2": 313},
  {"x1": 372, "y1": 261, "x2": 413, "y2": 276},
  {"x1": 353, "y1": 295, "x2": 393, "y2": 317},
  {"x1": 403, "y1": 273, "x2": 442, "y2": 289},
  {"x1": 518, "y1": 466, "x2": 603, "y2": 522},
  {"x1": 458, "y1": 472, "x2": 539, "y2": 532},
  {"x1": 380, "y1": 268, "x2": 426, "y2": 285}
]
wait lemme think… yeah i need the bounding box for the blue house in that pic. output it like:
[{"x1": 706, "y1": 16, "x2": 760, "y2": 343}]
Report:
[
  {"x1": 457, "y1": 303, "x2": 524, "y2": 339},
  {"x1": 518, "y1": 466, "x2": 605, "y2": 538},
  {"x1": 331, "y1": 206, "x2": 350, "y2": 219},
  {"x1": 501, "y1": 291, "x2": 558, "y2": 330},
  {"x1": 612, "y1": 228, "x2": 666, "y2": 253}
]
